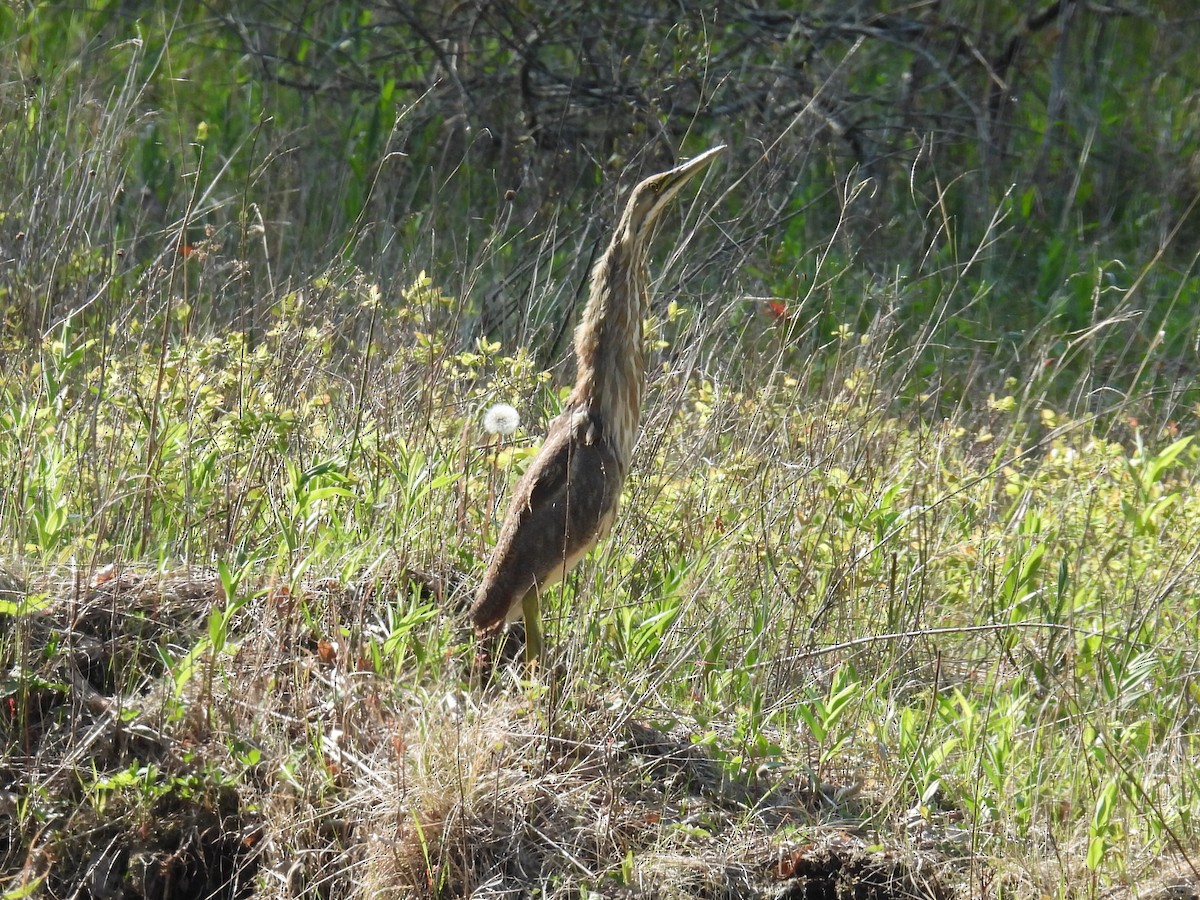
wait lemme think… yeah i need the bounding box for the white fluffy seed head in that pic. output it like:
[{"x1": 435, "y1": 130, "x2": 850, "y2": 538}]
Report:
[{"x1": 482, "y1": 403, "x2": 520, "y2": 437}]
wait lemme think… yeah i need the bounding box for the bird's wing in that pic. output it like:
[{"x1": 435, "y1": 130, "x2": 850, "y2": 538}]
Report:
[{"x1": 470, "y1": 411, "x2": 622, "y2": 633}]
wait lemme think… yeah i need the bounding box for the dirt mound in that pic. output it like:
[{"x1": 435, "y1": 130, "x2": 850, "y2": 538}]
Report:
[
  {"x1": 771, "y1": 842, "x2": 948, "y2": 900},
  {"x1": 1, "y1": 567, "x2": 261, "y2": 899},
  {"x1": 67, "y1": 789, "x2": 259, "y2": 900}
]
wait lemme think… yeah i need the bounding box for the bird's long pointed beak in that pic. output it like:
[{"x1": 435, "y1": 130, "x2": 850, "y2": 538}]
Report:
[
  {"x1": 662, "y1": 144, "x2": 727, "y2": 186},
  {"x1": 642, "y1": 144, "x2": 726, "y2": 226}
]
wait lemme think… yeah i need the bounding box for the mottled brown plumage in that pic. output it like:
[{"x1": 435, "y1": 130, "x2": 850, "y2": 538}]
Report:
[{"x1": 471, "y1": 145, "x2": 726, "y2": 662}]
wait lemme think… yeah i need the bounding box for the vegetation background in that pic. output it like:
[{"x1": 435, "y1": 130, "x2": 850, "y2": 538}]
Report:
[{"x1": 2, "y1": 2, "x2": 1200, "y2": 898}]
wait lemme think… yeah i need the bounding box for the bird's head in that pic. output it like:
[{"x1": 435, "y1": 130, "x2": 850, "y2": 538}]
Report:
[{"x1": 620, "y1": 144, "x2": 726, "y2": 246}]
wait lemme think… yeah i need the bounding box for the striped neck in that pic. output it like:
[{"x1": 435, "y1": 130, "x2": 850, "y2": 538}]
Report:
[{"x1": 568, "y1": 234, "x2": 648, "y2": 467}]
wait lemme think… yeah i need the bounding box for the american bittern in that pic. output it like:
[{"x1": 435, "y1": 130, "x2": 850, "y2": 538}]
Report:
[{"x1": 471, "y1": 145, "x2": 726, "y2": 663}]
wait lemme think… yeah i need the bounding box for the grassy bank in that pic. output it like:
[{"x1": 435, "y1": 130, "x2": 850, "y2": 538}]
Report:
[{"x1": 2, "y1": 265, "x2": 1199, "y2": 897}]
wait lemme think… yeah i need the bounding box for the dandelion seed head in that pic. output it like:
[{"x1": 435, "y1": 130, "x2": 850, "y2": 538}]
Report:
[{"x1": 483, "y1": 403, "x2": 520, "y2": 437}]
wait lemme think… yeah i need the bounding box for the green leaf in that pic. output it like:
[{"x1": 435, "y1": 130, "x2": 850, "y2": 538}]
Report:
[{"x1": 1144, "y1": 435, "x2": 1193, "y2": 485}]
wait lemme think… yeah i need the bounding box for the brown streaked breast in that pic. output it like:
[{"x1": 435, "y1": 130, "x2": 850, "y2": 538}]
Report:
[{"x1": 470, "y1": 408, "x2": 623, "y2": 634}]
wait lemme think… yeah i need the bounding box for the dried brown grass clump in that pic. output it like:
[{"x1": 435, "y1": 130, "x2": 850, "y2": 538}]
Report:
[{"x1": 359, "y1": 699, "x2": 951, "y2": 899}]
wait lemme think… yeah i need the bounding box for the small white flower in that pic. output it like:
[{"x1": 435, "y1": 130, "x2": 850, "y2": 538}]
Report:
[{"x1": 482, "y1": 403, "x2": 520, "y2": 437}]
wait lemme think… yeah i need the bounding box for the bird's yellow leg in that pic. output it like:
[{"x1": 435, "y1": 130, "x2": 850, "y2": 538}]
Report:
[{"x1": 522, "y1": 592, "x2": 543, "y2": 666}]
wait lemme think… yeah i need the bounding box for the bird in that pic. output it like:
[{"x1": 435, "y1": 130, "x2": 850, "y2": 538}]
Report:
[{"x1": 470, "y1": 144, "x2": 726, "y2": 664}]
